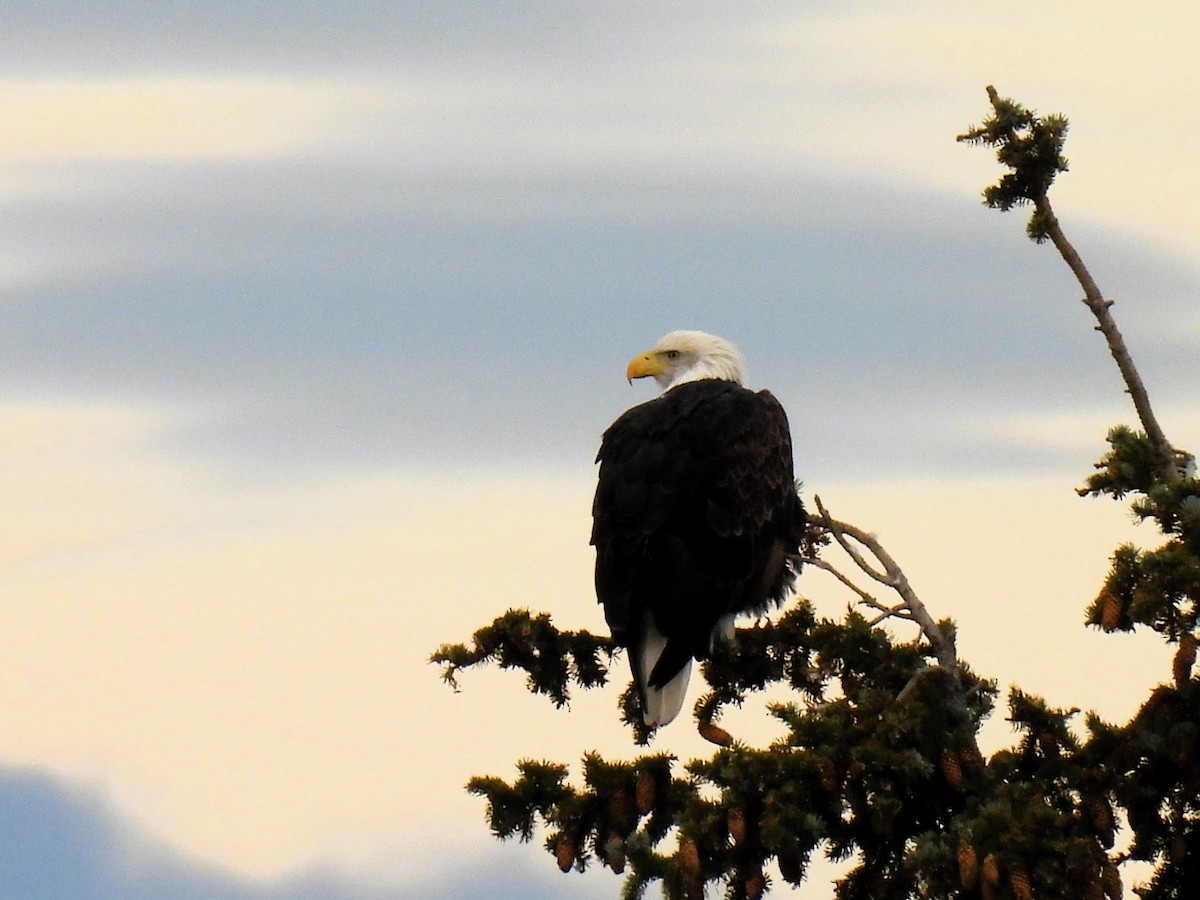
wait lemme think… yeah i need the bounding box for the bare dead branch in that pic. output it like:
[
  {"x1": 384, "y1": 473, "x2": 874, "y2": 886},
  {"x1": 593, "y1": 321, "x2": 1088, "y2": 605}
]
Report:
[
  {"x1": 982, "y1": 84, "x2": 1185, "y2": 485},
  {"x1": 804, "y1": 556, "x2": 913, "y2": 624},
  {"x1": 812, "y1": 495, "x2": 961, "y2": 684},
  {"x1": 813, "y1": 496, "x2": 894, "y2": 587},
  {"x1": 804, "y1": 556, "x2": 878, "y2": 605}
]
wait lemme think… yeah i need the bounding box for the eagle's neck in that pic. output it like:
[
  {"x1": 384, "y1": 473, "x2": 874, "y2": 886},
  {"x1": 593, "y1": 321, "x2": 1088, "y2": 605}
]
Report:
[{"x1": 663, "y1": 359, "x2": 743, "y2": 390}]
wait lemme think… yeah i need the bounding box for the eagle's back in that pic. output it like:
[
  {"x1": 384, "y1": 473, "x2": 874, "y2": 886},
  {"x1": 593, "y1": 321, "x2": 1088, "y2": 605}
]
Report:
[{"x1": 591, "y1": 379, "x2": 806, "y2": 705}]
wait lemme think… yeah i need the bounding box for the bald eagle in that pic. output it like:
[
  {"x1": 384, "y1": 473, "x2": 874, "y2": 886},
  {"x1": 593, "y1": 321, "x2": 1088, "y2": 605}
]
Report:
[{"x1": 591, "y1": 331, "x2": 806, "y2": 726}]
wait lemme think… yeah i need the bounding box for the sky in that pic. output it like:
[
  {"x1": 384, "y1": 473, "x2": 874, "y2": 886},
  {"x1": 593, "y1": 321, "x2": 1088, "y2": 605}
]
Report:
[{"x1": 2, "y1": 2, "x2": 1199, "y2": 897}]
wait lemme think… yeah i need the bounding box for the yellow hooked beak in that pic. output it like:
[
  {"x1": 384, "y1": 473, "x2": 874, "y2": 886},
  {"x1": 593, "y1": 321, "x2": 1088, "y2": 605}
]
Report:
[{"x1": 626, "y1": 352, "x2": 664, "y2": 383}]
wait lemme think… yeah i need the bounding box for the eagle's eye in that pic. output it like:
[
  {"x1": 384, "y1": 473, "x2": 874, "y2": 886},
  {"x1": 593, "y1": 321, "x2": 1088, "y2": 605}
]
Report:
[{"x1": 665, "y1": 350, "x2": 680, "y2": 361}]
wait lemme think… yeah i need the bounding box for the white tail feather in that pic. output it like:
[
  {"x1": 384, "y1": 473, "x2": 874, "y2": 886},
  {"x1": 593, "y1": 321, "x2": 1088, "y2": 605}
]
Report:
[
  {"x1": 644, "y1": 661, "x2": 691, "y2": 726},
  {"x1": 637, "y1": 616, "x2": 692, "y2": 726},
  {"x1": 712, "y1": 613, "x2": 737, "y2": 649}
]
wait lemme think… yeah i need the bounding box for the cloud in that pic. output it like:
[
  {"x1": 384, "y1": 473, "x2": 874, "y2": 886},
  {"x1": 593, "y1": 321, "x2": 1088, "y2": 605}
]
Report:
[
  {"x1": 2, "y1": 4, "x2": 1198, "y2": 483},
  {"x1": 4, "y1": 150, "x2": 1197, "y2": 478},
  {"x1": 0, "y1": 766, "x2": 618, "y2": 899},
  {"x1": 0, "y1": 3, "x2": 811, "y2": 76},
  {"x1": 0, "y1": 767, "x2": 259, "y2": 899}
]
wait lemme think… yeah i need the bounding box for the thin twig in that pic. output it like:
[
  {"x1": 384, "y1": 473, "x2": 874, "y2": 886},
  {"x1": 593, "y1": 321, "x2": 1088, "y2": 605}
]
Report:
[
  {"x1": 812, "y1": 495, "x2": 961, "y2": 682},
  {"x1": 804, "y1": 556, "x2": 913, "y2": 622},
  {"x1": 867, "y1": 606, "x2": 914, "y2": 627},
  {"x1": 803, "y1": 556, "x2": 880, "y2": 606},
  {"x1": 814, "y1": 496, "x2": 894, "y2": 587}
]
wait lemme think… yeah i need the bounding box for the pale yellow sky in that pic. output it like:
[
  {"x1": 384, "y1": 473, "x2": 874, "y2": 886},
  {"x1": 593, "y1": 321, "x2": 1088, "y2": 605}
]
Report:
[
  {"x1": 0, "y1": 397, "x2": 1172, "y2": 878},
  {"x1": 0, "y1": 76, "x2": 387, "y2": 162},
  {"x1": 3, "y1": 4, "x2": 1199, "y2": 895}
]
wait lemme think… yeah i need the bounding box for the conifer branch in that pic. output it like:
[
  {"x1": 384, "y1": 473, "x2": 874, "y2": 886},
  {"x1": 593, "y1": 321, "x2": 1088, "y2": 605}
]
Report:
[
  {"x1": 430, "y1": 608, "x2": 614, "y2": 706},
  {"x1": 962, "y1": 84, "x2": 1187, "y2": 485}
]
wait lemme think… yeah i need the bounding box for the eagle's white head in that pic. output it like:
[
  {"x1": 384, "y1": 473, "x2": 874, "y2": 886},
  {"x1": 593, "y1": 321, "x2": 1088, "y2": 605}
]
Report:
[{"x1": 625, "y1": 330, "x2": 745, "y2": 391}]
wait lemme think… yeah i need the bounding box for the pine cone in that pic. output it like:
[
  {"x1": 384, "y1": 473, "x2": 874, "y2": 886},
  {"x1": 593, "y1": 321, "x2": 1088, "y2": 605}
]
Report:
[
  {"x1": 1101, "y1": 860, "x2": 1123, "y2": 899},
  {"x1": 554, "y1": 833, "x2": 576, "y2": 872},
  {"x1": 980, "y1": 854, "x2": 1001, "y2": 900},
  {"x1": 608, "y1": 786, "x2": 634, "y2": 830},
  {"x1": 744, "y1": 867, "x2": 766, "y2": 900},
  {"x1": 988, "y1": 748, "x2": 1016, "y2": 770},
  {"x1": 956, "y1": 838, "x2": 979, "y2": 890},
  {"x1": 1100, "y1": 591, "x2": 1122, "y2": 632},
  {"x1": 815, "y1": 757, "x2": 839, "y2": 795},
  {"x1": 605, "y1": 831, "x2": 626, "y2": 874},
  {"x1": 727, "y1": 806, "x2": 747, "y2": 846},
  {"x1": 959, "y1": 740, "x2": 985, "y2": 775},
  {"x1": 635, "y1": 768, "x2": 656, "y2": 815},
  {"x1": 678, "y1": 836, "x2": 702, "y2": 876},
  {"x1": 1087, "y1": 796, "x2": 1115, "y2": 848},
  {"x1": 941, "y1": 749, "x2": 965, "y2": 792},
  {"x1": 1038, "y1": 731, "x2": 1060, "y2": 759},
  {"x1": 678, "y1": 836, "x2": 704, "y2": 900},
  {"x1": 699, "y1": 720, "x2": 734, "y2": 746},
  {"x1": 1170, "y1": 833, "x2": 1187, "y2": 864},
  {"x1": 1173, "y1": 632, "x2": 1197, "y2": 687},
  {"x1": 1009, "y1": 862, "x2": 1032, "y2": 900},
  {"x1": 777, "y1": 842, "x2": 804, "y2": 885}
]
